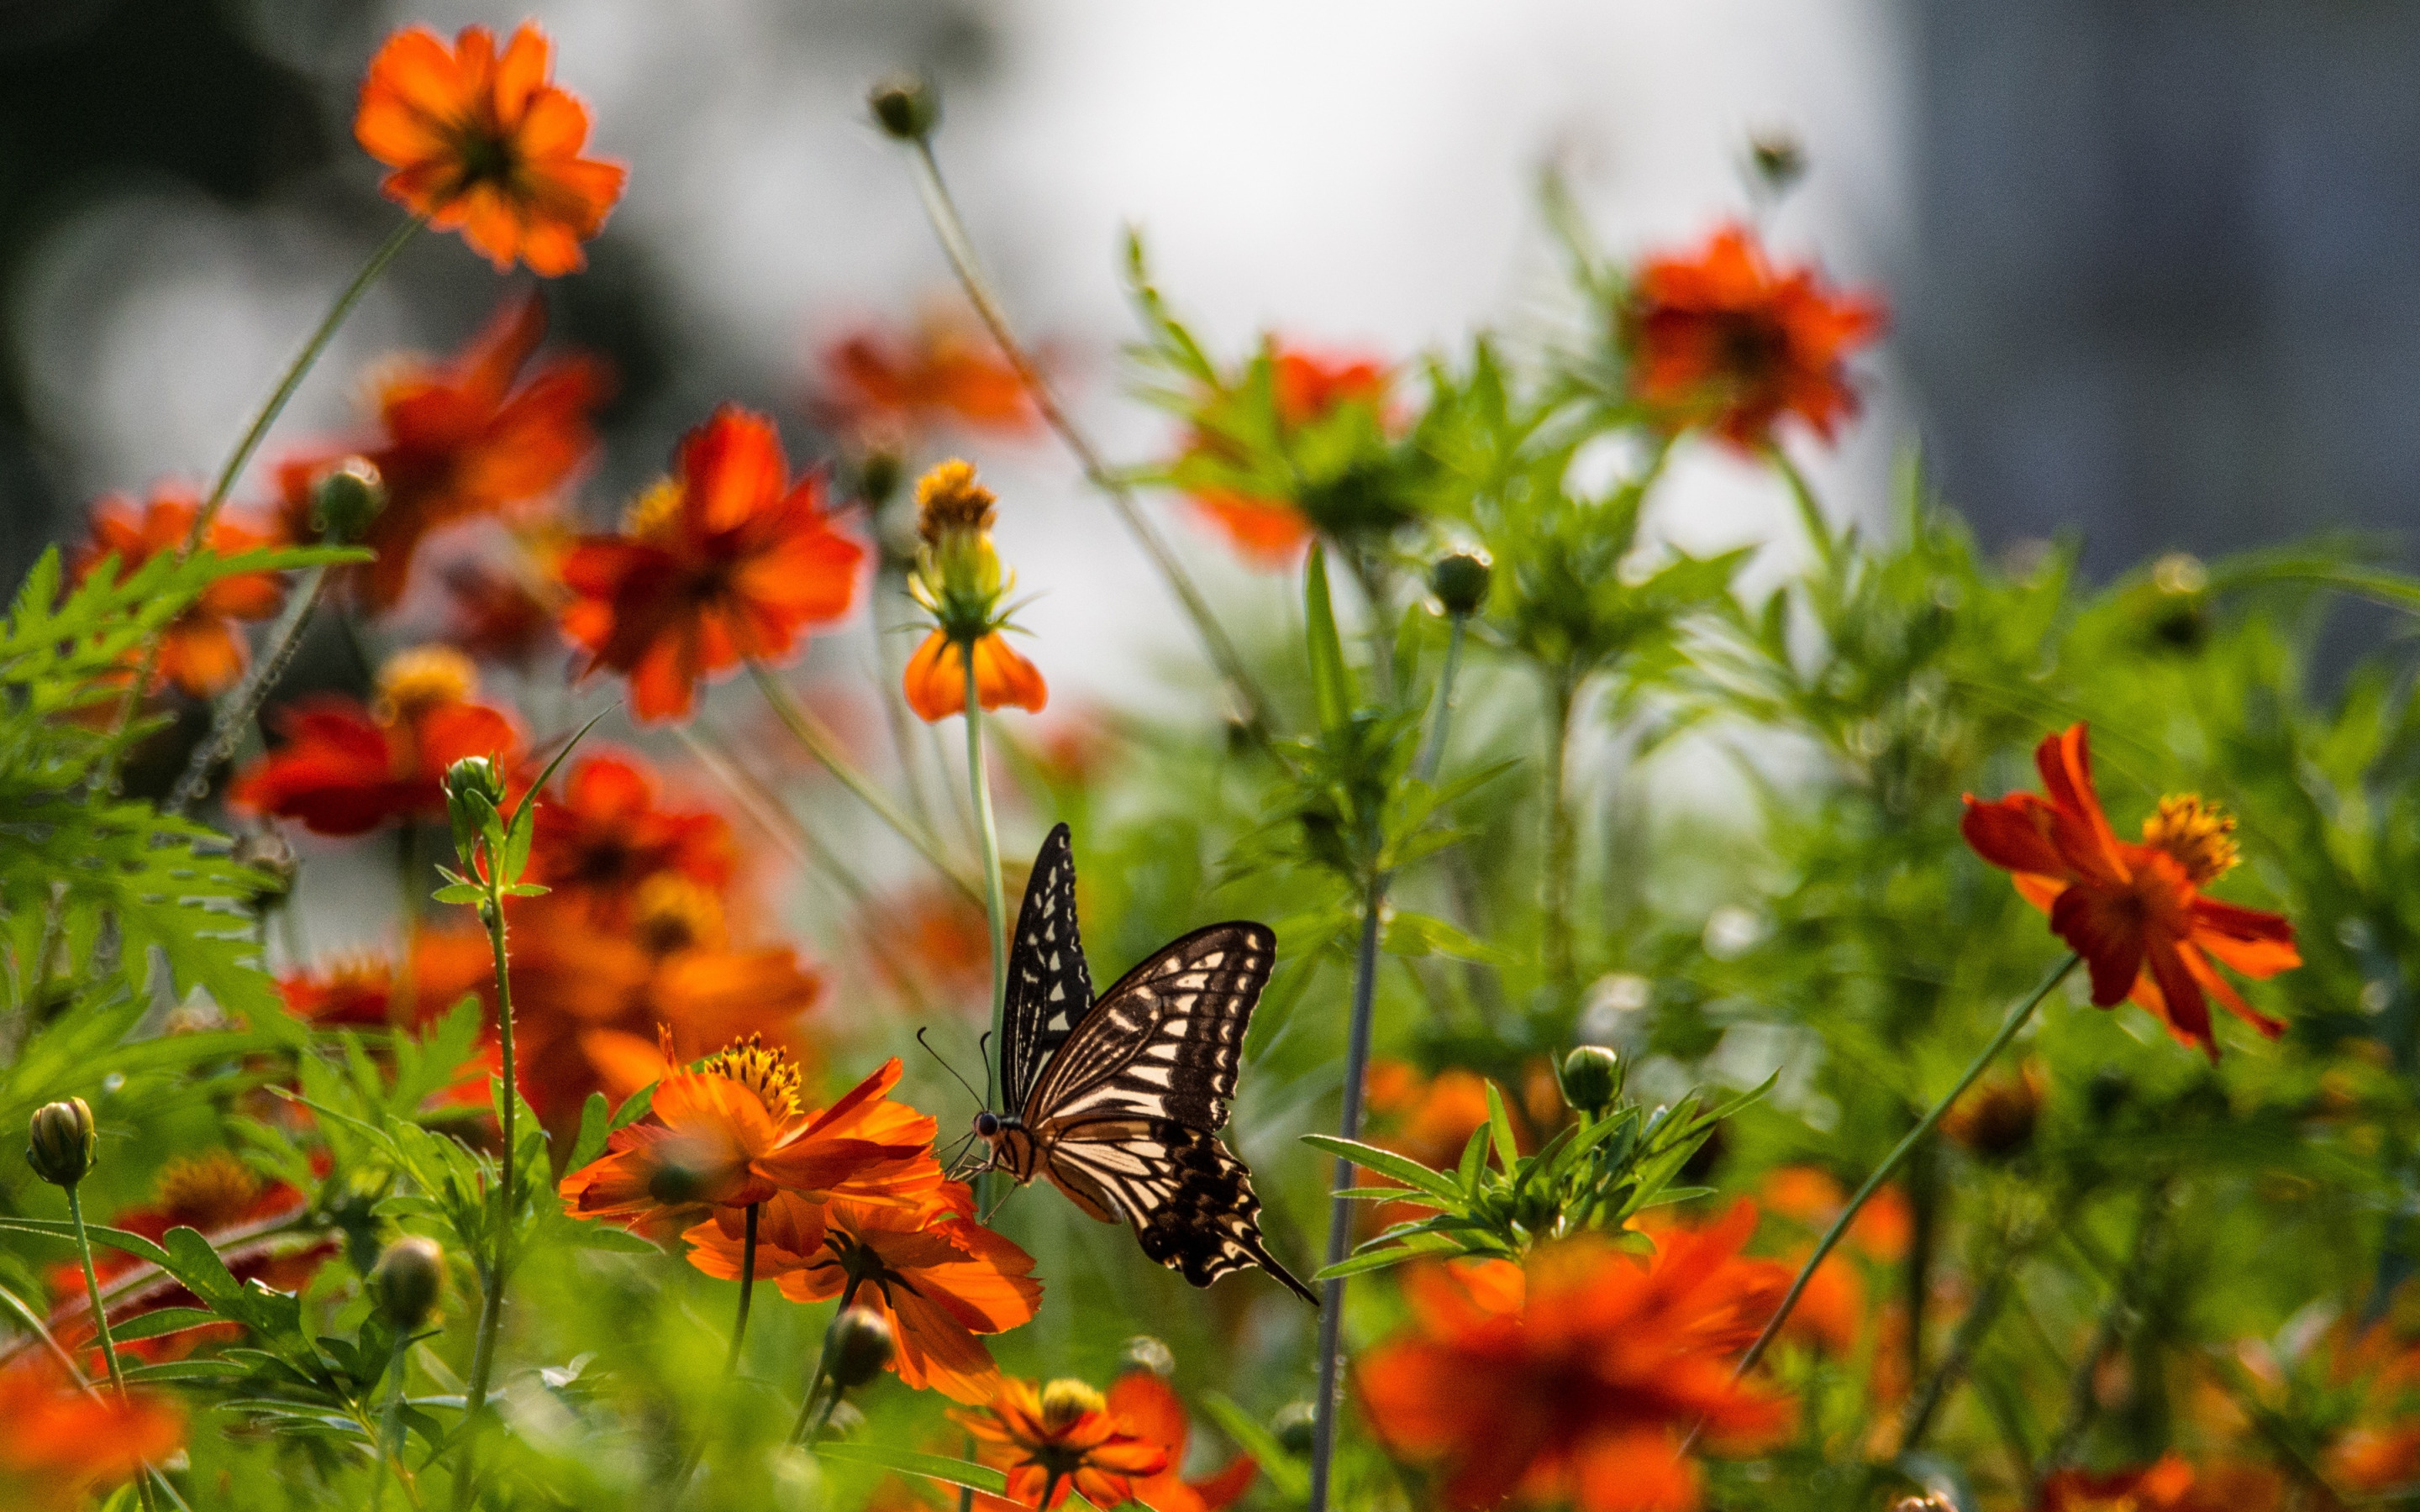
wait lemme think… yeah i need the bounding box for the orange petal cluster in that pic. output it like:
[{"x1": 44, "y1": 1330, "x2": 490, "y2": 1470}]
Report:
[
  {"x1": 71, "y1": 487, "x2": 284, "y2": 698},
  {"x1": 526, "y1": 750, "x2": 736, "y2": 930},
  {"x1": 1183, "y1": 345, "x2": 1392, "y2": 570},
  {"x1": 1623, "y1": 223, "x2": 1884, "y2": 451},
  {"x1": 1357, "y1": 1202, "x2": 1794, "y2": 1512},
  {"x1": 902, "y1": 629, "x2": 1048, "y2": 722},
  {"x1": 0, "y1": 1360, "x2": 184, "y2": 1509},
  {"x1": 561, "y1": 405, "x2": 865, "y2": 723},
  {"x1": 953, "y1": 1378, "x2": 1170, "y2": 1509},
  {"x1": 1104, "y1": 1371, "x2": 1258, "y2": 1512},
  {"x1": 815, "y1": 313, "x2": 1039, "y2": 444},
  {"x1": 355, "y1": 23, "x2": 626, "y2": 275},
  {"x1": 1961, "y1": 724, "x2": 2299, "y2": 1061}
]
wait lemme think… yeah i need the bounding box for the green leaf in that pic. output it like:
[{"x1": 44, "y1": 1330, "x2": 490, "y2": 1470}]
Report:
[
  {"x1": 609, "y1": 1084, "x2": 658, "y2": 1133},
  {"x1": 499, "y1": 883, "x2": 549, "y2": 898},
  {"x1": 1298, "y1": 1134, "x2": 1461, "y2": 1202},
  {"x1": 0, "y1": 1217, "x2": 172, "y2": 1269},
  {"x1": 813, "y1": 1442, "x2": 1008, "y2": 1496},
  {"x1": 1198, "y1": 1391, "x2": 1309, "y2": 1502},
  {"x1": 430, "y1": 884, "x2": 484, "y2": 906},
  {"x1": 559, "y1": 1222, "x2": 660, "y2": 1255},
  {"x1": 570, "y1": 1092, "x2": 613, "y2": 1173},
  {"x1": 1484, "y1": 1080, "x2": 1520, "y2": 1172},
  {"x1": 1379, "y1": 910, "x2": 1507, "y2": 963},
  {"x1": 107, "y1": 1306, "x2": 224, "y2": 1342},
  {"x1": 1303, "y1": 543, "x2": 1352, "y2": 734},
  {"x1": 1312, "y1": 1231, "x2": 1462, "y2": 1281},
  {"x1": 1456, "y1": 1123, "x2": 1490, "y2": 1193}
]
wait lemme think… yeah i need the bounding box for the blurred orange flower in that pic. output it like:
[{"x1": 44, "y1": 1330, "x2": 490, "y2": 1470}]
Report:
[
  {"x1": 2034, "y1": 1456, "x2": 2281, "y2": 1512},
  {"x1": 1107, "y1": 1370, "x2": 1258, "y2": 1512},
  {"x1": 815, "y1": 314, "x2": 1039, "y2": 444},
  {"x1": 528, "y1": 751, "x2": 736, "y2": 929},
  {"x1": 1184, "y1": 346, "x2": 1391, "y2": 570},
  {"x1": 355, "y1": 22, "x2": 626, "y2": 275},
  {"x1": 0, "y1": 1360, "x2": 184, "y2": 1509},
  {"x1": 1758, "y1": 1166, "x2": 1911, "y2": 1263},
  {"x1": 1358, "y1": 1203, "x2": 1793, "y2": 1512},
  {"x1": 276, "y1": 937, "x2": 493, "y2": 1032},
  {"x1": 953, "y1": 1377, "x2": 1169, "y2": 1510},
  {"x1": 230, "y1": 647, "x2": 518, "y2": 836},
  {"x1": 439, "y1": 554, "x2": 561, "y2": 665},
  {"x1": 902, "y1": 631, "x2": 1047, "y2": 722},
  {"x1": 1962, "y1": 723, "x2": 2299, "y2": 1061},
  {"x1": 1623, "y1": 223, "x2": 1884, "y2": 450},
  {"x1": 692, "y1": 1182, "x2": 1040, "y2": 1404},
  {"x1": 71, "y1": 487, "x2": 284, "y2": 697},
  {"x1": 280, "y1": 293, "x2": 608, "y2": 612},
  {"x1": 562, "y1": 404, "x2": 864, "y2": 722}
]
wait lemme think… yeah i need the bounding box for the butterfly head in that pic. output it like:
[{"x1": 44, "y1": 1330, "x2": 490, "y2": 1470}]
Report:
[{"x1": 973, "y1": 1110, "x2": 1001, "y2": 1139}]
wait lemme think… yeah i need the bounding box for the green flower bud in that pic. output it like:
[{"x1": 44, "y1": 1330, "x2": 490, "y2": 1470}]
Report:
[
  {"x1": 1271, "y1": 1400, "x2": 1317, "y2": 1457},
  {"x1": 444, "y1": 754, "x2": 508, "y2": 864},
  {"x1": 855, "y1": 449, "x2": 902, "y2": 510},
  {"x1": 371, "y1": 1236, "x2": 445, "y2": 1331},
  {"x1": 1747, "y1": 129, "x2": 1807, "y2": 196},
  {"x1": 26, "y1": 1098, "x2": 97, "y2": 1187},
  {"x1": 823, "y1": 1306, "x2": 896, "y2": 1389},
  {"x1": 230, "y1": 830, "x2": 298, "y2": 903},
  {"x1": 1120, "y1": 1335, "x2": 1176, "y2": 1378},
  {"x1": 312, "y1": 457, "x2": 387, "y2": 544},
  {"x1": 1561, "y1": 1045, "x2": 1624, "y2": 1117},
  {"x1": 868, "y1": 74, "x2": 938, "y2": 141},
  {"x1": 1429, "y1": 549, "x2": 1492, "y2": 618}
]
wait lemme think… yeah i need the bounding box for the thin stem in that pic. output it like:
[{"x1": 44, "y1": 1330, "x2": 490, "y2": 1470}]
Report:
[
  {"x1": 1766, "y1": 444, "x2": 1836, "y2": 567},
  {"x1": 455, "y1": 891, "x2": 520, "y2": 1510},
  {"x1": 165, "y1": 563, "x2": 332, "y2": 817},
  {"x1": 1307, "y1": 874, "x2": 1386, "y2": 1512},
  {"x1": 1733, "y1": 952, "x2": 2081, "y2": 1379},
  {"x1": 746, "y1": 659, "x2": 985, "y2": 908},
  {"x1": 902, "y1": 136, "x2": 1271, "y2": 742},
  {"x1": 963, "y1": 647, "x2": 1008, "y2": 1083},
  {"x1": 2044, "y1": 1183, "x2": 2168, "y2": 1470},
  {"x1": 725, "y1": 1203, "x2": 760, "y2": 1373},
  {"x1": 69, "y1": 1184, "x2": 158, "y2": 1512},
  {"x1": 99, "y1": 216, "x2": 422, "y2": 790},
  {"x1": 371, "y1": 1329, "x2": 413, "y2": 1512},
  {"x1": 1413, "y1": 617, "x2": 1466, "y2": 783},
  {"x1": 1541, "y1": 664, "x2": 1580, "y2": 990},
  {"x1": 392, "y1": 824, "x2": 421, "y2": 1027}
]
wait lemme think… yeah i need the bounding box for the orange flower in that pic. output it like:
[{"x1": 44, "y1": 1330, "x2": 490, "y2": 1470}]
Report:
[
  {"x1": 562, "y1": 405, "x2": 865, "y2": 722},
  {"x1": 953, "y1": 1377, "x2": 1170, "y2": 1509},
  {"x1": 1623, "y1": 223, "x2": 1884, "y2": 451},
  {"x1": 1962, "y1": 724, "x2": 2300, "y2": 1061},
  {"x1": 0, "y1": 1360, "x2": 184, "y2": 1509},
  {"x1": 902, "y1": 460, "x2": 1046, "y2": 722},
  {"x1": 560, "y1": 1047, "x2": 936, "y2": 1226},
  {"x1": 1758, "y1": 1166, "x2": 1910, "y2": 1263},
  {"x1": 870, "y1": 882, "x2": 992, "y2": 1002},
  {"x1": 690, "y1": 1182, "x2": 1040, "y2": 1404},
  {"x1": 230, "y1": 647, "x2": 518, "y2": 836},
  {"x1": 2034, "y1": 1456, "x2": 2281, "y2": 1512},
  {"x1": 902, "y1": 630, "x2": 1047, "y2": 722},
  {"x1": 355, "y1": 22, "x2": 625, "y2": 275},
  {"x1": 1183, "y1": 346, "x2": 1391, "y2": 569},
  {"x1": 1106, "y1": 1371, "x2": 1257, "y2": 1512},
  {"x1": 1362, "y1": 1061, "x2": 1523, "y2": 1231},
  {"x1": 439, "y1": 554, "x2": 561, "y2": 665},
  {"x1": 1358, "y1": 1203, "x2": 1794, "y2": 1512},
  {"x1": 528, "y1": 751, "x2": 736, "y2": 928},
  {"x1": 278, "y1": 936, "x2": 496, "y2": 1032},
  {"x1": 815, "y1": 313, "x2": 1039, "y2": 444},
  {"x1": 71, "y1": 486, "x2": 284, "y2": 697}
]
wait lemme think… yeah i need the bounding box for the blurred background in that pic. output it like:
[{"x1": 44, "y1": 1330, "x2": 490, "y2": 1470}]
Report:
[{"x1": 3, "y1": 0, "x2": 2417, "y2": 693}]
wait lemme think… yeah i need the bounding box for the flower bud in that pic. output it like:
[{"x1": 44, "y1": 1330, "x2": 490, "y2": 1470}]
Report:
[
  {"x1": 1941, "y1": 1060, "x2": 2046, "y2": 1161},
  {"x1": 868, "y1": 73, "x2": 939, "y2": 141},
  {"x1": 855, "y1": 449, "x2": 902, "y2": 510},
  {"x1": 908, "y1": 460, "x2": 1010, "y2": 642},
  {"x1": 312, "y1": 456, "x2": 387, "y2": 544},
  {"x1": 1429, "y1": 549, "x2": 1492, "y2": 618},
  {"x1": 26, "y1": 1098, "x2": 97, "y2": 1187},
  {"x1": 1560, "y1": 1045, "x2": 1624, "y2": 1117},
  {"x1": 230, "y1": 830, "x2": 298, "y2": 903},
  {"x1": 1120, "y1": 1335, "x2": 1176, "y2": 1378},
  {"x1": 823, "y1": 1307, "x2": 896, "y2": 1389},
  {"x1": 1746, "y1": 129, "x2": 1807, "y2": 196},
  {"x1": 371, "y1": 1236, "x2": 445, "y2": 1331},
  {"x1": 1271, "y1": 1400, "x2": 1317, "y2": 1457},
  {"x1": 444, "y1": 754, "x2": 508, "y2": 863}
]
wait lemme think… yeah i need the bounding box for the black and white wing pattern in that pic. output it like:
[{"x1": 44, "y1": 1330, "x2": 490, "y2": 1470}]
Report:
[
  {"x1": 1046, "y1": 1121, "x2": 1319, "y2": 1305},
  {"x1": 998, "y1": 823, "x2": 1097, "y2": 1113},
  {"x1": 1019, "y1": 921, "x2": 1272, "y2": 1131}
]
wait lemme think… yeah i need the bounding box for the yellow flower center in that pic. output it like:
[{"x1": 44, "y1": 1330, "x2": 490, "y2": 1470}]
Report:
[
  {"x1": 376, "y1": 645, "x2": 478, "y2": 721},
  {"x1": 623, "y1": 476, "x2": 686, "y2": 543},
  {"x1": 2142, "y1": 794, "x2": 2238, "y2": 885},
  {"x1": 1038, "y1": 1378, "x2": 1105, "y2": 1435},
  {"x1": 632, "y1": 874, "x2": 727, "y2": 956},
  {"x1": 156, "y1": 1151, "x2": 263, "y2": 1228},
  {"x1": 699, "y1": 1034, "x2": 802, "y2": 1119},
  {"x1": 914, "y1": 459, "x2": 997, "y2": 545}
]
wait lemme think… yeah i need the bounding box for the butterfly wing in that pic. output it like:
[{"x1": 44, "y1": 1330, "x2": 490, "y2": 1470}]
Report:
[
  {"x1": 998, "y1": 823, "x2": 1097, "y2": 1113},
  {"x1": 1019, "y1": 921, "x2": 1273, "y2": 1131},
  {"x1": 1043, "y1": 1119, "x2": 1318, "y2": 1305}
]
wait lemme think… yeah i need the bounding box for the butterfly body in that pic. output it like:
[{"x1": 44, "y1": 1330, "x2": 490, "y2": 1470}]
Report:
[{"x1": 968, "y1": 824, "x2": 1316, "y2": 1305}]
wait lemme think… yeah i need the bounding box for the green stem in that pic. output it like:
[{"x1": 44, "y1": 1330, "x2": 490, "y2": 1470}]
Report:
[
  {"x1": 164, "y1": 562, "x2": 333, "y2": 817},
  {"x1": 725, "y1": 1203, "x2": 760, "y2": 1373},
  {"x1": 1541, "y1": 664, "x2": 1580, "y2": 991},
  {"x1": 392, "y1": 824, "x2": 422, "y2": 1027},
  {"x1": 1413, "y1": 616, "x2": 1467, "y2": 783},
  {"x1": 1766, "y1": 444, "x2": 1835, "y2": 567},
  {"x1": 902, "y1": 136, "x2": 1270, "y2": 744},
  {"x1": 69, "y1": 1184, "x2": 158, "y2": 1512},
  {"x1": 963, "y1": 645, "x2": 1008, "y2": 1077},
  {"x1": 455, "y1": 890, "x2": 519, "y2": 1509},
  {"x1": 2044, "y1": 1183, "x2": 2168, "y2": 1470},
  {"x1": 746, "y1": 659, "x2": 984, "y2": 908},
  {"x1": 1733, "y1": 951, "x2": 2081, "y2": 1378},
  {"x1": 371, "y1": 1329, "x2": 413, "y2": 1512}
]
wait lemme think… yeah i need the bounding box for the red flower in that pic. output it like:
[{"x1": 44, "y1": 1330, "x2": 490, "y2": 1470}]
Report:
[
  {"x1": 71, "y1": 487, "x2": 284, "y2": 697},
  {"x1": 438, "y1": 553, "x2": 562, "y2": 665},
  {"x1": 528, "y1": 750, "x2": 736, "y2": 929},
  {"x1": 561, "y1": 405, "x2": 865, "y2": 722},
  {"x1": 1183, "y1": 346, "x2": 1391, "y2": 569},
  {"x1": 815, "y1": 313, "x2": 1039, "y2": 444},
  {"x1": 1623, "y1": 223, "x2": 1884, "y2": 450},
  {"x1": 1961, "y1": 724, "x2": 2300, "y2": 1060},
  {"x1": 1107, "y1": 1371, "x2": 1257, "y2": 1512},
  {"x1": 278, "y1": 937, "x2": 497, "y2": 1032},
  {"x1": 230, "y1": 647, "x2": 518, "y2": 836},
  {"x1": 355, "y1": 22, "x2": 626, "y2": 275},
  {"x1": 953, "y1": 1378, "x2": 1170, "y2": 1509},
  {"x1": 1358, "y1": 1202, "x2": 1794, "y2": 1512},
  {"x1": 0, "y1": 1359, "x2": 184, "y2": 1509}
]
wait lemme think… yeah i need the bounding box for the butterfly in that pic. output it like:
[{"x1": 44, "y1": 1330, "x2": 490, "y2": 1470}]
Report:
[{"x1": 960, "y1": 822, "x2": 1316, "y2": 1305}]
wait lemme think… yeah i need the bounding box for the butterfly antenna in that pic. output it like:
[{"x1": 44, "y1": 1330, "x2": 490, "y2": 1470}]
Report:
[
  {"x1": 915, "y1": 1026, "x2": 988, "y2": 1111},
  {"x1": 977, "y1": 1029, "x2": 996, "y2": 1111}
]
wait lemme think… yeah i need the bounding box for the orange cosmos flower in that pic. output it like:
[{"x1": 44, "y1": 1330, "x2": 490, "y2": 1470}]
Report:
[
  {"x1": 953, "y1": 1377, "x2": 1170, "y2": 1510},
  {"x1": 560, "y1": 1046, "x2": 936, "y2": 1226},
  {"x1": 527, "y1": 751, "x2": 736, "y2": 929},
  {"x1": 815, "y1": 312, "x2": 1039, "y2": 444},
  {"x1": 561, "y1": 404, "x2": 865, "y2": 723},
  {"x1": 71, "y1": 486, "x2": 285, "y2": 697},
  {"x1": 1623, "y1": 223, "x2": 1885, "y2": 451},
  {"x1": 1962, "y1": 724, "x2": 2300, "y2": 1061},
  {"x1": 690, "y1": 1181, "x2": 1040, "y2": 1404},
  {"x1": 1183, "y1": 346, "x2": 1392, "y2": 570},
  {"x1": 2035, "y1": 1457, "x2": 2281, "y2": 1512},
  {"x1": 230, "y1": 646, "x2": 518, "y2": 836},
  {"x1": 1358, "y1": 1202, "x2": 1794, "y2": 1512},
  {"x1": 0, "y1": 1360, "x2": 184, "y2": 1509},
  {"x1": 1106, "y1": 1370, "x2": 1258, "y2": 1512},
  {"x1": 355, "y1": 22, "x2": 625, "y2": 276},
  {"x1": 278, "y1": 937, "x2": 497, "y2": 1032},
  {"x1": 901, "y1": 460, "x2": 1045, "y2": 722}
]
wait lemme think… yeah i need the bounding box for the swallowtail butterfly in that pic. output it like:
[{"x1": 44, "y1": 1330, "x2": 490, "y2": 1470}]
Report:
[{"x1": 965, "y1": 823, "x2": 1316, "y2": 1305}]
